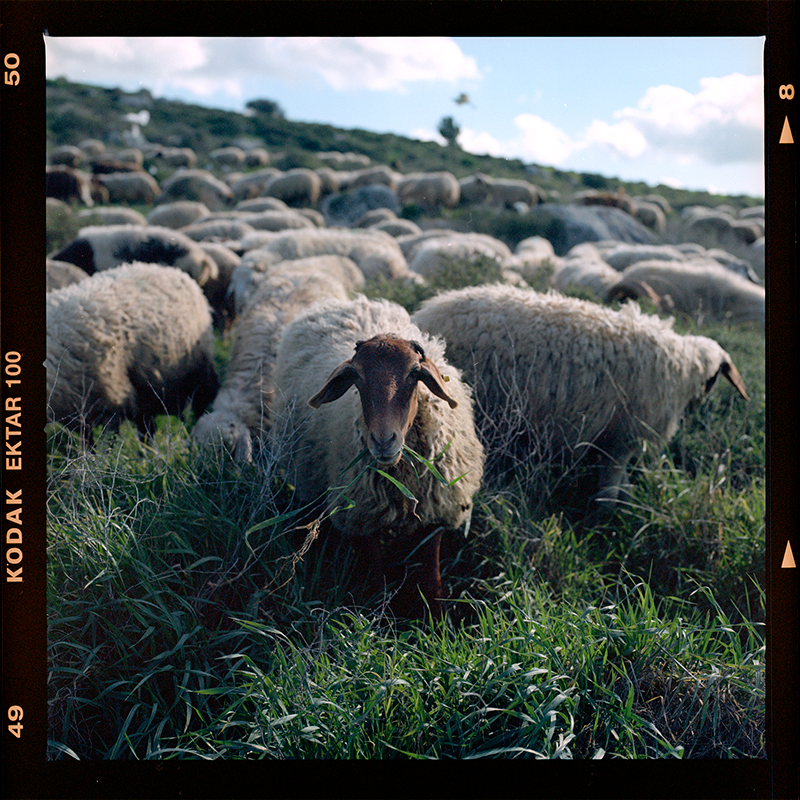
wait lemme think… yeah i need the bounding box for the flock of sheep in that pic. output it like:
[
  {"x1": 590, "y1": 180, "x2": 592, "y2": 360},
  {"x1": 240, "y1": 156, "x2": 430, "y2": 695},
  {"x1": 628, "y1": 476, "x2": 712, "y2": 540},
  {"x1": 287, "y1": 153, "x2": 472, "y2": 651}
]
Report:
[{"x1": 45, "y1": 137, "x2": 762, "y2": 618}]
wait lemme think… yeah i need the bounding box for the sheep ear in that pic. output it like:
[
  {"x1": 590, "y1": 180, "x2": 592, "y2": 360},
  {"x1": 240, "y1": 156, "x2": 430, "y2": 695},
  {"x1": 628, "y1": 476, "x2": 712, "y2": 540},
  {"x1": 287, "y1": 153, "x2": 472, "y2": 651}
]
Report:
[
  {"x1": 721, "y1": 360, "x2": 749, "y2": 401},
  {"x1": 418, "y1": 359, "x2": 458, "y2": 409},
  {"x1": 308, "y1": 361, "x2": 359, "y2": 408}
]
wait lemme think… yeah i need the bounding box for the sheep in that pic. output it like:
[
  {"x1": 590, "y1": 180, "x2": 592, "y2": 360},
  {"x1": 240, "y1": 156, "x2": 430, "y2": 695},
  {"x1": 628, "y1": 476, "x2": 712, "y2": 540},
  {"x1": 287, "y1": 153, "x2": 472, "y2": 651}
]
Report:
[
  {"x1": 551, "y1": 258, "x2": 621, "y2": 298},
  {"x1": 230, "y1": 168, "x2": 281, "y2": 202},
  {"x1": 156, "y1": 169, "x2": 234, "y2": 211},
  {"x1": 180, "y1": 218, "x2": 257, "y2": 243},
  {"x1": 46, "y1": 166, "x2": 96, "y2": 207},
  {"x1": 411, "y1": 284, "x2": 748, "y2": 517},
  {"x1": 480, "y1": 176, "x2": 540, "y2": 208},
  {"x1": 46, "y1": 262, "x2": 219, "y2": 445},
  {"x1": 197, "y1": 242, "x2": 241, "y2": 331},
  {"x1": 48, "y1": 145, "x2": 84, "y2": 168},
  {"x1": 605, "y1": 260, "x2": 766, "y2": 325},
  {"x1": 229, "y1": 253, "x2": 364, "y2": 316},
  {"x1": 153, "y1": 146, "x2": 198, "y2": 169},
  {"x1": 77, "y1": 207, "x2": 148, "y2": 227},
  {"x1": 264, "y1": 168, "x2": 323, "y2": 208},
  {"x1": 270, "y1": 296, "x2": 485, "y2": 619},
  {"x1": 209, "y1": 146, "x2": 246, "y2": 169},
  {"x1": 396, "y1": 171, "x2": 460, "y2": 213},
  {"x1": 192, "y1": 270, "x2": 350, "y2": 462},
  {"x1": 51, "y1": 224, "x2": 219, "y2": 286},
  {"x1": 146, "y1": 201, "x2": 212, "y2": 229},
  {"x1": 243, "y1": 147, "x2": 270, "y2": 168},
  {"x1": 46, "y1": 259, "x2": 89, "y2": 293},
  {"x1": 407, "y1": 233, "x2": 512, "y2": 280},
  {"x1": 97, "y1": 171, "x2": 160, "y2": 205},
  {"x1": 261, "y1": 228, "x2": 410, "y2": 281}
]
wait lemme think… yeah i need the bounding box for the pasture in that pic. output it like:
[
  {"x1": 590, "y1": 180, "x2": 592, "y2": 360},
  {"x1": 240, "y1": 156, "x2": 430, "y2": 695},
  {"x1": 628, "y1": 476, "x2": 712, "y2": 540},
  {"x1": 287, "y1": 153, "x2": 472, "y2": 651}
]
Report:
[{"x1": 46, "y1": 269, "x2": 765, "y2": 761}]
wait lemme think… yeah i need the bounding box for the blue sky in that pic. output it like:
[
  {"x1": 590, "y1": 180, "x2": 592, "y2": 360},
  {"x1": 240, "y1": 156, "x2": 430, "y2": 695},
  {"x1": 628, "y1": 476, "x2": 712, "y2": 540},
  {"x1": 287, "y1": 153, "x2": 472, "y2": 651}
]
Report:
[{"x1": 45, "y1": 36, "x2": 765, "y2": 197}]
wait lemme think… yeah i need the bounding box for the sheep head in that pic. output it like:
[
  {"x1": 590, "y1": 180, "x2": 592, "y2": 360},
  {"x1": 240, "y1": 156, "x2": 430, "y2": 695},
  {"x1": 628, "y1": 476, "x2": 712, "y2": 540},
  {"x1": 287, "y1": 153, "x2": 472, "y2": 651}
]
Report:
[{"x1": 308, "y1": 334, "x2": 458, "y2": 466}]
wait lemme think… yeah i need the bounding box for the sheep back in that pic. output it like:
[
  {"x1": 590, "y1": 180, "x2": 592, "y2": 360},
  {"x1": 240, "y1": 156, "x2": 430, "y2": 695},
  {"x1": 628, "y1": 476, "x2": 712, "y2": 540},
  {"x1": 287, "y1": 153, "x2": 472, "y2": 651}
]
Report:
[
  {"x1": 412, "y1": 285, "x2": 746, "y2": 486},
  {"x1": 47, "y1": 262, "x2": 219, "y2": 439}
]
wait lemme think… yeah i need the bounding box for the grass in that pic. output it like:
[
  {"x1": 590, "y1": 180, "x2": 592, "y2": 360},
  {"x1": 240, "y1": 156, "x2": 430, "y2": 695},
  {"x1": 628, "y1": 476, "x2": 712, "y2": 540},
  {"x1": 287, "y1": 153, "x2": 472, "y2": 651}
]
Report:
[{"x1": 46, "y1": 257, "x2": 765, "y2": 761}]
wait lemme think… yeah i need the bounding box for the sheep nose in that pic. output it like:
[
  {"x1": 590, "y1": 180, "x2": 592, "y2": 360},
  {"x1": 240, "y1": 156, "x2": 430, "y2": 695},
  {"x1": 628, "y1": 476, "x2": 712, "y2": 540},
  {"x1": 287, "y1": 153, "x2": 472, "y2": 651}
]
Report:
[{"x1": 369, "y1": 431, "x2": 400, "y2": 463}]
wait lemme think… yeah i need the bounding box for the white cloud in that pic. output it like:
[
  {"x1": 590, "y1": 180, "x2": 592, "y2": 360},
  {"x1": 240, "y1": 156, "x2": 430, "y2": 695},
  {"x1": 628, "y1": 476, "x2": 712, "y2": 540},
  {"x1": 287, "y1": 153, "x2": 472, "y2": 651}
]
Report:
[
  {"x1": 614, "y1": 73, "x2": 763, "y2": 164},
  {"x1": 45, "y1": 36, "x2": 481, "y2": 99}
]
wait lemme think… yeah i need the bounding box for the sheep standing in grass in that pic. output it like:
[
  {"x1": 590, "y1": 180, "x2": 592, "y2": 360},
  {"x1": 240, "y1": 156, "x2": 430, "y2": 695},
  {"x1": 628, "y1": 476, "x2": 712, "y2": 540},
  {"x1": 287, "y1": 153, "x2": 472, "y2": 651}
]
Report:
[
  {"x1": 192, "y1": 270, "x2": 350, "y2": 462},
  {"x1": 412, "y1": 285, "x2": 748, "y2": 516},
  {"x1": 605, "y1": 260, "x2": 766, "y2": 325},
  {"x1": 47, "y1": 263, "x2": 219, "y2": 445},
  {"x1": 271, "y1": 296, "x2": 484, "y2": 619},
  {"x1": 51, "y1": 225, "x2": 219, "y2": 286}
]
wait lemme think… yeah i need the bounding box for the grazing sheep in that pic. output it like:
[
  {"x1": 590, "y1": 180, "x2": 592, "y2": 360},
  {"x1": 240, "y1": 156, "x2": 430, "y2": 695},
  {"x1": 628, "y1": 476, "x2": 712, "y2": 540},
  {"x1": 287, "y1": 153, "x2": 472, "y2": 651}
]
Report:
[
  {"x1": 271, "y1": 296, "x2": 484, "y2": 619},
  {"x1": 97, "y1": 171, "x2": 160, "y2": 205},
  {"x1": 146, "y1": 201, "x2": 212, "y2": 229},
  {"x1": 243, "y1": 147, "x2": 270, "y2": 168},
  {"x1": 46, "y1": 166, "x2": 96, "y2": 207},
  {"x1": 46, "y1": 263, "x2": 219, "y2": 444},
  {"x1": 407, "y1": 233, "x2": 512, "y2": 280},
  {"x1": 412, "y1": 285, "x2": 748, "y2": 515},
  {"x1": 397, "y1": 171, "x2": 460, "y2": 213},
  {"x1": 209, "y1": 146, "x2": 246, "y2": 169},
  {"x1": 46, "y1": 259, "x2": 90, "y2": 293},
  {"x1": 77, "y1": 207, "x2": 148, "y2": 227},
  {"x1": 157, "y1": 169, "x2": 234, "y2": 211},
  {"x1": 606, "y1": 260, "x2": 766, "y2": 324},
  {"x1": 458, "y1": 173, "x2": 494, "y2": 206},
  {"x1": 262, "y1": 228, "x2": 410, "y2": 281},
  {"x1": 264, "y1": 168, "x2": 323, "y2": 207},
  {"x1": 51, "y1": 224, "x2": 219, "y2": 286},
  {"x1": 48, "y1": 145, "x2": 84, "y2": 168},
  {"x1": 197, "y1": 242, "x2": 241, "y2": 332},
  {"x1": 229, "y1": 253, "x2": 364, "y2": 315},
  {"x1": 321, "y1": 184, "x2": 401, "y2": 228},
  {"x1": 153, "y1": 146, "x2": 198, "y2": 169},
  {"x1": 551, "y1": 258, "x2": 621, "y2": 298},
  {"x1": 483, "y1": 176, "x2": 540, "y2": 208},
  {"x1": 192, "y1": 270, "x2": 350, "y2": 462},
  {"x1": 180, "y1": 218, "x2": 257, "y2": 243},
  {"x1": 230, "y1": 168, "x2": 281, "y2": 202}
]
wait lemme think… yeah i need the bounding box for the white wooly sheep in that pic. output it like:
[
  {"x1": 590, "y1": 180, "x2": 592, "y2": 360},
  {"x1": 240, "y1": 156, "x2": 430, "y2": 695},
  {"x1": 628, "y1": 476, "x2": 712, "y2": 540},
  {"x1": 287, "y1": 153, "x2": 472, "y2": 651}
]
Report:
[
  {"x1": 97, "y1": 172, "x2": 160, "y2": 205},
  {"x1": 209, "y1": 146, "x2": 246, "y2": 169},
  {"x1": 270, "y1": 296, "x2": 485, "y2": 618},
  {"x1": 407, "y1": 233, "x2": 513, "y2": 281},
  {"x1": 339, "y1": 165, "x2": 400, "y2": 191},
  {"x1": 47, "y1": 263, "x2": 219, "y2": 444},
  {"x1": 157, "y1": 169, "x2": 234, "y2": 211},
  {"x1": 230, "y1": 169, "x2": 281, "y2": 202},
  {"x1": 551, "y1": 259, "x2": 621, "y2": 298},
  {"x1": 192, "y1": 270, "x2": 349, "y2": 462},
  {"x1": 264, "y1": 169, "x2": 323, "y2": 207},
  {"x1": 484, "y1": 176, "x2": 540, "y2": 208},
  {"x1": 606, "y1": 260, "x2": 765, "y2": 325},
  {"x1": 243, "y1": 210, "x2": 317, "y2": 232},
  {"x1": 602, "y1": 243, "x2": 688, "y2": 271},
  {"x1": 396, "y1": 171, "x2": 460, "y2": 213},
  {"x1": 50, "y1": 225, "x2": 219, "y2": 286},
  {"x1": 77, "y1": 207, "x2": 148, "y2": 226},
  {"x1": 46, "y1": 259, "x2": 90, "y2": 293},
  {"x1": 146, "y1": 201, "x2": 211, "y2": 229},
  {"x1": 229, "y1": 253, "x2": 364, "y2": 316},
  {"x1": 180, "y1": 218, "x2": 257, "y2": 243},
  {"x1": 411, "y1": 285, "x2": 748, "y2": 511},
  {"x1": 262, "y1": 228, "x2": 410, "y2": 281},
  {"x1": 154, "y1": 147, "x2": 197, "y2": 169}
]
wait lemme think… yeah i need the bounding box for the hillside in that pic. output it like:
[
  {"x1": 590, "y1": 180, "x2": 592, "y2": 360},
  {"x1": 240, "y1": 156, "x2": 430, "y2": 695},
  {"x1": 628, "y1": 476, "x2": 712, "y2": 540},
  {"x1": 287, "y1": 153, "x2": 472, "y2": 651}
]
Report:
[{"x1": 46, "y1": 77, "x2": 763, "y2": 213}]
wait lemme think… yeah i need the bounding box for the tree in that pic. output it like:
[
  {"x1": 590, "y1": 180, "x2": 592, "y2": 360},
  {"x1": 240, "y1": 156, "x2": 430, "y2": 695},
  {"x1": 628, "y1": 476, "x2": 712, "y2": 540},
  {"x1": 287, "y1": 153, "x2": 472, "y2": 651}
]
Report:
[
  {"x1": 438, "y1": 116, "x2": 461, "y2": 148},
  {"x1": 246, "y1": 98, "x2": 285, "y2": 118}
]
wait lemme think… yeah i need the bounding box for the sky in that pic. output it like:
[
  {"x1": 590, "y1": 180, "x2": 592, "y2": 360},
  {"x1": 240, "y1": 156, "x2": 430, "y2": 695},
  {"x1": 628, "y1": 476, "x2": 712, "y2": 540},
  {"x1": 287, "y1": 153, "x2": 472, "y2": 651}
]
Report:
[{"x1": 44, "y1": 36, "x2": 765, "y2": 197}]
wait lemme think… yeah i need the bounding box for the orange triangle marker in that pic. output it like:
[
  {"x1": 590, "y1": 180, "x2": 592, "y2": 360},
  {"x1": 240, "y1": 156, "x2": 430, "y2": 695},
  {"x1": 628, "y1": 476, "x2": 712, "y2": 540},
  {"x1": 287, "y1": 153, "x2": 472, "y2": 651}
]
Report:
[
  {"x1": 781, "y1": 540, "x2": 796, "y2": 568},
  {"x1": 779, "y1": 117, "x2": 794, "y2": 144}
]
